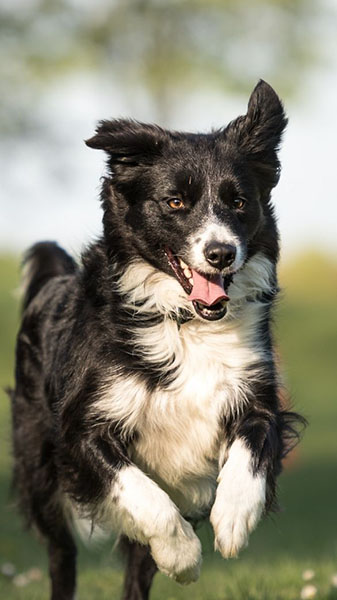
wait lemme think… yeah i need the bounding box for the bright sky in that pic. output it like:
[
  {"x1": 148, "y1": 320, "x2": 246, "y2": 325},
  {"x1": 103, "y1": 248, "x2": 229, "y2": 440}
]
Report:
[{"x1": 1, "y1": 64, "x2": 336, "y2": 261}]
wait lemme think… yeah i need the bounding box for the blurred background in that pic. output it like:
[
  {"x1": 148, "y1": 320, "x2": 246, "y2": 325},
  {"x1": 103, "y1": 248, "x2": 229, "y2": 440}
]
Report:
[{"x1": 0, "y1": 1, "x2": 336, "y2": 599}]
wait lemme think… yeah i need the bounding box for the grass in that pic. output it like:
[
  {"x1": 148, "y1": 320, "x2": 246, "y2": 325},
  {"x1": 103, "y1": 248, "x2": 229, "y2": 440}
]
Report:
[{"x1": 0, "y1": 251, "x2": 337, "y2": 599}]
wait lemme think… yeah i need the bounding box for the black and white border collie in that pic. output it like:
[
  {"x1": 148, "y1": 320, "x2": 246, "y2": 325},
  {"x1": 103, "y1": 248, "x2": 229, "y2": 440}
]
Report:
[{"x1": 11, "y1": 80, "x2": 303, "y2": 600}]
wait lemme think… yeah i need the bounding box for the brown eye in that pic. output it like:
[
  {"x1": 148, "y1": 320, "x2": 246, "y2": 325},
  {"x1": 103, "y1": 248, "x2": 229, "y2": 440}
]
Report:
[
  {"x1": 233, "y1": 197, "x2": 246, "y2": 210},
  {"x1": 167, "y1": 198, "x2": 185, "y2": 210}
]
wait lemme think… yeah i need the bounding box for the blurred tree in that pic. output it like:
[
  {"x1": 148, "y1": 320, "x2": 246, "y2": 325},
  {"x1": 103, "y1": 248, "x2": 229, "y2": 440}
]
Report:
[{"x1": 0, "y1": 0, "x2": 335, "y2": 130}]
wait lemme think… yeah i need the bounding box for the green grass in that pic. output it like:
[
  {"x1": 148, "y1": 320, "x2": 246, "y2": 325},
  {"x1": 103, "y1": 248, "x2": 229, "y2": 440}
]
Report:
[{"x1": 1, "y1": 251, "x2": 337, "y2": 599}]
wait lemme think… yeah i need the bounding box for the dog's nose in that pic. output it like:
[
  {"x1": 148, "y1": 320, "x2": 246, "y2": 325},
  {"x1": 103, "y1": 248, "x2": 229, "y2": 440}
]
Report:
[{"x1": 204, "y1": 242, "x2": 236, "y2": 269}]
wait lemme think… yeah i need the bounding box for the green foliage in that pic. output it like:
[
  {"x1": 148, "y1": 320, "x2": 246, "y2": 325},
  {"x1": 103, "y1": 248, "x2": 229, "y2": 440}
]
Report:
[
  {"x1": 0, "y1": 0, "x2": 333, "y2": 130},
  {"x1": 0, "y1": 251, "x2": 336, "y2": 599}
]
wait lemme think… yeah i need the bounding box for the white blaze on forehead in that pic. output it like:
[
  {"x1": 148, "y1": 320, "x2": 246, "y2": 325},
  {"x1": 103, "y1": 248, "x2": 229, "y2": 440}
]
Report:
[{"x1": 187, "y1": 214, "x2": 245, "y2": 272}]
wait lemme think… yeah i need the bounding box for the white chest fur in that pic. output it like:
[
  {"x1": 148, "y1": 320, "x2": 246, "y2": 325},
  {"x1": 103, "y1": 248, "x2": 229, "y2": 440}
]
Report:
[{"x1": 93, "y1": 253, "x2": 274, "y2": 517}]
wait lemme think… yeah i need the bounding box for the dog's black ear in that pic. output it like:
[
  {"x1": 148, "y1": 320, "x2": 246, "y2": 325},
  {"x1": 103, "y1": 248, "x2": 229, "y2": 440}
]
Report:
[
  {"x1": 85, "y1": 119, "x2": 169, "y2": 166},
  {"x1": 226, "y1": 80, "x2": 287, "y2": 191}
]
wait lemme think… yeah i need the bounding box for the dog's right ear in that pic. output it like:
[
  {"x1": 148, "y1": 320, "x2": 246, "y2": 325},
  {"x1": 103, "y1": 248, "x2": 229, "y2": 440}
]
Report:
[{"x1": 85, "y1": 119, "x2": 169, "y2": 167}]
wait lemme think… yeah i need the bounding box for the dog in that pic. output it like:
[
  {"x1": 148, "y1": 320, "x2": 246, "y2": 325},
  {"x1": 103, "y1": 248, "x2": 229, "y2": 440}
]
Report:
[{"x1": 11, "y1": 80, "x2": 303, "y2": 600}]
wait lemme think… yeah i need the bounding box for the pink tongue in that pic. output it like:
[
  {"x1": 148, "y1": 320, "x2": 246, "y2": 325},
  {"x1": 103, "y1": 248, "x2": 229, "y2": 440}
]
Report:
[{"x1": 188, "y1": 270, "x2": 229, "y2": 306}]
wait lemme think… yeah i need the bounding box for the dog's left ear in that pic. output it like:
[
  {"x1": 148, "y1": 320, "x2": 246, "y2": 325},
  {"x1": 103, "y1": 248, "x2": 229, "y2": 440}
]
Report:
[
  {"x1": 85, "y1": 119, "x2": 169, "y2": 168},
  {"x1": 226, "y1": 80, "x2": 287, "y2": 192}
]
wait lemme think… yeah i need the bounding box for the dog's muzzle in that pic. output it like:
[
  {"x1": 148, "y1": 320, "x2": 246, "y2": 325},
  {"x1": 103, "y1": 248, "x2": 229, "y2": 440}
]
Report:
[{"x1": 164, "y1": 248, "x2": 232, "y2": 322}]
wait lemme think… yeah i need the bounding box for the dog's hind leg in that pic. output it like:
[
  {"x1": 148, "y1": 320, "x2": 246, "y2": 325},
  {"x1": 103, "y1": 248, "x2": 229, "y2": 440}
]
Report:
[
  {"x1": 18, "y1": 461, "x2": 77, "y2": 600},
  {"x1": 11, "y1": 389, "x2": 77, "y2": 600},
  {"x1": 22, "y1": 456, "x2": 77, "y2": 600},
  {"x1": 48, "y1": 531, "x2": 77, "y2": 600},
  {"x1": 120, "y1": 536, "x2": 158, "y2": 600}
]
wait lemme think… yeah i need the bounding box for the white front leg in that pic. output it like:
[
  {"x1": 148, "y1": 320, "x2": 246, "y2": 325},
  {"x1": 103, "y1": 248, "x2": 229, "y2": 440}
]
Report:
[
  {"x1": 103, "y1": 465, "x2": 202, "y2": 584},
  {"x1": 210, "y1": 439, "x2": 266, "y2": 558}
]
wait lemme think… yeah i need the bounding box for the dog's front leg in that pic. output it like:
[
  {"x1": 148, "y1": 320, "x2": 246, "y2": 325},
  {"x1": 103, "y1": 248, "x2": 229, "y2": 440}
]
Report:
[
  {"x1": 210, "y1": 436, "x2": 266, "y2": 558},
  {"x1": 60, "y1": 401, "x2": 201, "y2": 584},
  {"x1": 106, "y1": 464, "x2": 202, "y2": 584},
  {"x1": 62, "y1": 429, "x2": 201, "y2": 583},
  {"x1": 210, "y1": 397, "x2": 282, "y2": 558}
]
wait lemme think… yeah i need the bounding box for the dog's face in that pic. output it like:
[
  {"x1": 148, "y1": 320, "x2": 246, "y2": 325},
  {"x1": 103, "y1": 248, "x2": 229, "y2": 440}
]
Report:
[{"x1": 87, "y1": 80, "x2": 286, "y2": 321}]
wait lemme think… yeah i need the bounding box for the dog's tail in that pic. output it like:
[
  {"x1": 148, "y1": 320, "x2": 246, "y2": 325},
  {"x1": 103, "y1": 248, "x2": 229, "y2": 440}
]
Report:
[{"x1": 21, "y1": 241, "x2": 77, "y2": 311}]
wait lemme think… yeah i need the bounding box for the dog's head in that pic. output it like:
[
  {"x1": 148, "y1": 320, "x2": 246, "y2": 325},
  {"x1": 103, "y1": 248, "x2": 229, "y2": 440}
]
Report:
[{"x1": 86, "y1": 80, "x2": 286, "y2": 321}]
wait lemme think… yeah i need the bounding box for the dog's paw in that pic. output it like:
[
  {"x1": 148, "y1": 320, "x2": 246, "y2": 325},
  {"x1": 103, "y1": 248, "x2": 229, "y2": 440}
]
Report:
[
  {"x1": 150, "y1": 516, "x2": 202, "y2": 584},
  {"x1": 210, "y1": 441, "x2": 266, "y2": 559},
  {"x1": 210, "y1": 492, "x2": 263, "y2": 558}
]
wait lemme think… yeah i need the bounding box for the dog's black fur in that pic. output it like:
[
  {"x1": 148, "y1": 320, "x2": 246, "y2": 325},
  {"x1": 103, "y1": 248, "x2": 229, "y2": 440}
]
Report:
[{"x1": 11, "y1": 80, "x2": 304, "y2": 600}]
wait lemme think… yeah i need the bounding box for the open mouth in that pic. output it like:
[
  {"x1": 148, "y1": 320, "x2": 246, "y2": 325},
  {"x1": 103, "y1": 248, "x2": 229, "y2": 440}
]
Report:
[{"x1": 164, "y1": 248, "x2": 232, "y2": 322}]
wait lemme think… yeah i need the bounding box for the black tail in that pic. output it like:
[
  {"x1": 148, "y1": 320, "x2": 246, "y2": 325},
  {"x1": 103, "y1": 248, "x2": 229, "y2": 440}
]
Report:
[{"x1": 21, "y1": 242, "x2": 77, "y2": 311}]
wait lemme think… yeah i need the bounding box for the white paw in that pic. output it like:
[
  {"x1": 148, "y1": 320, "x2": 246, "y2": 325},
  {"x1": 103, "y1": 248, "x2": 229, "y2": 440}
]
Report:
[
  {"x1": 150, "y1": 516, "x2": 202, "y2": 584},
  {"x1": 210, "y1": 483, "x2": 265, "y2": 558},
  {"x1": 210, "y1": 440, "x2": 266, "y2": 558}
]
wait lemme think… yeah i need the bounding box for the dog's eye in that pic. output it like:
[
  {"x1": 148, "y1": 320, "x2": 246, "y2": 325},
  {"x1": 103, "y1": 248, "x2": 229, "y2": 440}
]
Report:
[
  {"x1": 167, "y1": 198, "x2": 185, "y2": 210},
  {"x1": 233, "y1": 197, "x2": 247, "y2": 210}
]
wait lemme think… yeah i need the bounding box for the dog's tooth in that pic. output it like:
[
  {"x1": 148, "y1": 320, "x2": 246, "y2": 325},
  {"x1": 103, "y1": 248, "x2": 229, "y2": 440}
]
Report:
[
  {"x1": 184, "y1": 267, "x2": 192, "y2": 279},
  {"x1": 179, "y1": 259, "x2": 188, "y2": 269}
]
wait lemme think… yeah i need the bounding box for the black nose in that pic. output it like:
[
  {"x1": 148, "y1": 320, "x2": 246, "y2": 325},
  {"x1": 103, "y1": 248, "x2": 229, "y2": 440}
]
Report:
[{"x1": 204, "y1": 242, "x2": 236, "y2": 270}]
